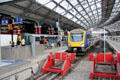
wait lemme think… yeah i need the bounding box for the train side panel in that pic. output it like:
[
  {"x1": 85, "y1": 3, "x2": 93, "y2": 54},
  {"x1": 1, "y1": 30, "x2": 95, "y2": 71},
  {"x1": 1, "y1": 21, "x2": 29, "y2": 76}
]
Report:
[{"x1": 85, "y1": 32, "x2": 88, "y2": 48}]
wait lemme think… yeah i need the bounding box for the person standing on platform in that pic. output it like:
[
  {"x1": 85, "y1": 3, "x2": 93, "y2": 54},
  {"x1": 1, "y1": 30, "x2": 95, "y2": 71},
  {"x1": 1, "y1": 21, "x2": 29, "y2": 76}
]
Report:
[
  {"x1": 21, "y1": 38, "x2": 25, "y2": 46},
  {"x1": 44, "y1": 37, "x2": 47, "y2": 48},
  {"x1": 17, "y1": 34, "x2": 22, "y2": 46},
  {"x1": 44, "y1": 37, "x2": 47, "y2": 44}
]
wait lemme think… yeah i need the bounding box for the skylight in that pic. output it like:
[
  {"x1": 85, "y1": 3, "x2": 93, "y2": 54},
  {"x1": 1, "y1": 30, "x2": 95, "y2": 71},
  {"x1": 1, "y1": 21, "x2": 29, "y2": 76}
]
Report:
[{"x1": 36, "y1": 0, "x2": 102, "y2": 29}]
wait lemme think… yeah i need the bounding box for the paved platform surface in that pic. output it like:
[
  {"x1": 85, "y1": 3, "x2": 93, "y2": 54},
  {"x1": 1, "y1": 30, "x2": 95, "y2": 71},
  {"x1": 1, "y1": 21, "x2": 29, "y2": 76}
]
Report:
[
  {"x1": 0, "y1": 46, "x2": 67, "y2": 79},
  {"x1": 106, "y1": 39, "x2": 120, "y2": 52},
  {"x1": 0, "y1": 61, "x2": 30, "y2": 76},
  {"x1": 0, "y1": 62, "x2": 11, "y2": 68},
  {"x1": 64, "y1": 61, "x2": 93, "y2": 80}
]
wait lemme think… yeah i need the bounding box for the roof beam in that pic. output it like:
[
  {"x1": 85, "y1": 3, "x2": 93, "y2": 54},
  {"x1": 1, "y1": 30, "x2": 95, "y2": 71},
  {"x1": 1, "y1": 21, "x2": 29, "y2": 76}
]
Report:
[
  {"x1": 0, "y1": 0, "x2": 28, "y2": 5},
  {"x1": 8, "y1": 3, "x2": 58, "y2": 22},
  {"x1": 93, "y1": 0, "x2": 100, "y2": 23},
  {"x1": 77, "y1": 0, "x2": 93, "y2": 28},
  {"x1": 99, "y1": 0, "x2": 115, "y2": 24},
  {"x1": 52, "y1": 0, "x2": 88, "y2": 28},
  {"x1": 86, "y1": 0, "x2": 96, "y2": 26},
  {"x1": 66, "y1": 0, "x2": 91, "y2": 27},
  {"x1": 103, "y1": 11, "x2": 120, "y2": 26},
  {"x1": 20, "y1": 0, "x2": 35, "y2": 16},
  {"x1": 1, "y1": 0, "x2": 85, "y2": 30},
  {"x1": 0, "y1": 8, "x2": 39, "y2": 21}
]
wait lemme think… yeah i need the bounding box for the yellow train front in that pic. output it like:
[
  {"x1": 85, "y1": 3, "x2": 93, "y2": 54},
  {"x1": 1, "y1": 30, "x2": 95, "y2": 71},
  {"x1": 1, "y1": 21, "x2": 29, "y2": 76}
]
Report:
[{"x1": 68, "y1": 29, "x2": 90, "y2": 55}]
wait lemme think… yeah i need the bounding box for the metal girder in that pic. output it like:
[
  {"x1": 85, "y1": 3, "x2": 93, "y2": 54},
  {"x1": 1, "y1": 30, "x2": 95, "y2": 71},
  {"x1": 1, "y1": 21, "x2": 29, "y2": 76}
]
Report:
[
  {"x1": 63, "y1": 3, "x2": 79, "y2": 16},
  {"x1": 35, "y1": 0, "x2": 81, "y2": 29},
  {"x1": 93, "y1": 0, "x2": 100, "y2": 23},
  {"x1": 0, "y1": 0, "x2": 28, "y2": 5},
  {"x1": 66, "y1": 0, "x2": 91, "y2": 27},
  {"x1": 85, "y1": 0, "x2": 96, "y2": 26},
  {"x1": 99, "y1": 27, "x2": 112, "y2": 36},
  {"x1": 0, "y1": 0, "x2": 86, "y2": 30},
  {"x1": 0, "y1": 8, "x2": 39, "y2": 22},
  {"x1": 14, "y1": 3, "x2": 84, "y2": 29},
  {"x1": 77, "y1": 0, "x2": 93, "y2": 27},
  {"x1": 40, "y1": 0, "x2": 63, "y2": 22},
  {"x1": 52, "y1": 1, "x2": 87, "y2": 28},
  {"x1": 8, "y1": 3, "x2": 58, "y2": 22},
  {"x1": 52, "y1": 0, "x2": 88, "y2": 28},
  {"x1": 26, "y1": 2, "x2": 46, "y2": 17},
  {"x1": 20, "y1": 0, "x2": 35, "y2": 16},
  {"x1": 105, "y1": 12, "x2": 120, "y2": 26},
  {"x1": 100, "y1": 0, "x2": 115, "y2": 24}
]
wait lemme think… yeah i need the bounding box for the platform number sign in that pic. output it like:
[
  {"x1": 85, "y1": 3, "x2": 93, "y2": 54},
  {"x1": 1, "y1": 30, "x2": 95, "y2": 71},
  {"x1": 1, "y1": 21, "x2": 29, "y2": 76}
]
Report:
[
  {"x1": 1, "y1": 20, "x2": 8, "y2": 25},
  {"x1": 15, "y1": 17, "x2": 23, "y2": 24}
]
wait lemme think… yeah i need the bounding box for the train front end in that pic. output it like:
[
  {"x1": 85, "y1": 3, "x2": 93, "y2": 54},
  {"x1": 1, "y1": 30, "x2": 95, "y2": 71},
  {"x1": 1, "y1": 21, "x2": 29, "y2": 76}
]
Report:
[{"x1": 68, "y1": 30, "x2": 87, "y2": 55}]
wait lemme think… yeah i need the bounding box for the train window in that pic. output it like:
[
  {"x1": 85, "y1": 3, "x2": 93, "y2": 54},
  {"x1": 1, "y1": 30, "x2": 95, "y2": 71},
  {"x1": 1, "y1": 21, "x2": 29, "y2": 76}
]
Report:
[{"x1": 70, "y1": 33, "x2": 83, "y2": 42}]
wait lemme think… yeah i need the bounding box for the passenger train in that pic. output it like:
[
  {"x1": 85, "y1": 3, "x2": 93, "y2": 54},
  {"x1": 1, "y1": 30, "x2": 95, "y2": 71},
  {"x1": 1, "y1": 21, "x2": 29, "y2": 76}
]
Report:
[{"x1": 67, "y1": 29, "x2": 91, "y2": 55}]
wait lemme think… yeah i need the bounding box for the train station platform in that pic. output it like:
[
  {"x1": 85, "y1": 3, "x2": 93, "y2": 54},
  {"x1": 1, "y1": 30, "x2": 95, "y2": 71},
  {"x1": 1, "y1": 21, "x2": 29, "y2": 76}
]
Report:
[
  {"x1": 106, "y1": 39, "x2": 120, "y2": 53},
  {"x1": 0, "y1": 46, "x2": 67, "y2": 80}
]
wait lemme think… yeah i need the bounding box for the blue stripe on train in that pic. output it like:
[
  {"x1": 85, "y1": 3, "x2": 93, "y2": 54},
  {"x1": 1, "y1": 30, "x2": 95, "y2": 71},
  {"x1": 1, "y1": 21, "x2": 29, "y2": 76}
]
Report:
[{"x1": 85, "y1": 32, "x2": 88, "y2": 48}]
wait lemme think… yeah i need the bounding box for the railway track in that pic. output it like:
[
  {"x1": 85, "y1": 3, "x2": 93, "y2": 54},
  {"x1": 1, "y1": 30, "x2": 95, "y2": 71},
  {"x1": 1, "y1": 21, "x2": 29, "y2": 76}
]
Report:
[
  {"x1": 56, "y1": 55, "x2": 88, "y2": 80},
  {"x1": 32, "y1": 40, "x2": 113, "y2": 80},
  {"x1": 36, "y1": 72, "x2": 59, "y2": 80},
  {"x1": 32, "y1": 54, "x2": 88, "y2": 80}
]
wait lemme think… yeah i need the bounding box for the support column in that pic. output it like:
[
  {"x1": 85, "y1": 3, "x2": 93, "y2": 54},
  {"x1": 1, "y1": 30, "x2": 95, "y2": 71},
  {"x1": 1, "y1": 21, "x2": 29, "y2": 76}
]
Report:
[{"x1": 31, "y1": 36, "x2": 36, "y2": 58}]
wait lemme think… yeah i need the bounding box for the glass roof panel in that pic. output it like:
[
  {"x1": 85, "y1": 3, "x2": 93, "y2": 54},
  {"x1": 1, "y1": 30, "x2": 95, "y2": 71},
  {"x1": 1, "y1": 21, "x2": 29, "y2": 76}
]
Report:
[
  {"x1": 89, "y1": 0, "x2": 94, "y2": 5},
  {"x1": 60, "y1": 0, "x2": 72, "y2": 9},
  {"x1": 54, "y1": 6, "x2": 65, "y2": 14},
  {"x1": 80, "y1": 17, "x2": 85, "y2": 21},
  {"x1": 82, "y1": 3, "x2": 89, "y2": 8},
  {"x1": 88, "y1": 0, "x2": 93, "y2": 3},
  {"x1": 70, "y1": 8, "x2": 77, "y2": 15},
  {"x1": 76, "y1": 14, "x2": 82, "y2": 18},
  {"x1": 45, "y1": 2, "x2": 56, "y2": 9},
  {"x1": 80, "y1": 11, "x2": 86, "y2": 15},
  {"x1": 65, "y1": 13, "x2": 73, "y2": 19},
  {"x1": 36, "y1": 0, "x2": 51, "y2": 5},
  {"x1": 91, "y1": 5, "x2": 96, "y2": 11},
  {"x1": 86, "y1": 7, "x2": 91, "y2": 12},
  {"x1": 72, "y1": 18, "x2": 77, "y2": 22},
  {"x1": 54, "y1": 0, "x2": 62, "y2": 3},
  {"x1": 96, "y1": 2, "x2": 101, "y2": 8},
  {"x1": 76, "y1": 5, "x2": 83, "y2": 11},
  {"x1": 76, "y1": 21, "x2": 81, "y2": 24},
  {"x1": 36, "y1": 0, "x2": 102, "y2": 28},
  {"x1": 109, "y1": 0, "x2": 120, "y2": 19},
  {"x1": 69, "y1": 0, "x2": 78, "y2": 6},
  {"x1": 81, "y1": 1, "x2": 87, "y2": 5}
]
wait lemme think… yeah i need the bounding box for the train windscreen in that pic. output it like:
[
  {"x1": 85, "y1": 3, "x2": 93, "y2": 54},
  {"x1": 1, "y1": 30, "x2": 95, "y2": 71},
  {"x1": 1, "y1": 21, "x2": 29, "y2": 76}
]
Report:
[{"x1": 70, "y1": 33, "x2": 83, "y2": 42}]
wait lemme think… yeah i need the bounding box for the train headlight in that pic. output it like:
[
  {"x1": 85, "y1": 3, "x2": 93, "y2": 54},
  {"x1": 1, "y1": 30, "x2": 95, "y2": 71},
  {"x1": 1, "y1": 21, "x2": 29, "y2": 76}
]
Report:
[
  {"x1": 68, "y1": 44, "x2": 71, "y2": 47},
  {"x1": 81, "y1": 44, "x2": 84, "y2": 47}
]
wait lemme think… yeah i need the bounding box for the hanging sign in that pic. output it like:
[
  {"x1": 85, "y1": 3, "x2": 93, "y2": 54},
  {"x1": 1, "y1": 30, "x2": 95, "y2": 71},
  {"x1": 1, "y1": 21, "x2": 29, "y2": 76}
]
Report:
[
  {"x1": 1, "y1": 20, "x2": 8, "y2": 25},
  {"x1": 15, "y1": 17, "x2": 23, "y2": 24}
]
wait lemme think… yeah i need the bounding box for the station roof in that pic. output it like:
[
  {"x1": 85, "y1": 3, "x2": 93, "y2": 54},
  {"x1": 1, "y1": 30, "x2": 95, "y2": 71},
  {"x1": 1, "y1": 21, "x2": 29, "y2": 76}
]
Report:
[{"x1": 0, "y1": 0, "x2": 120, "y2": 31}]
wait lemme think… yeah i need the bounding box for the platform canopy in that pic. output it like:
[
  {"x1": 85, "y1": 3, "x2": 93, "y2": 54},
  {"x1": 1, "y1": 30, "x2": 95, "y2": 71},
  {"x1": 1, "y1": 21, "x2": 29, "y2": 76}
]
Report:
[{"x1": 0, "y1": 0, "x2": 120, "y2": 31}]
